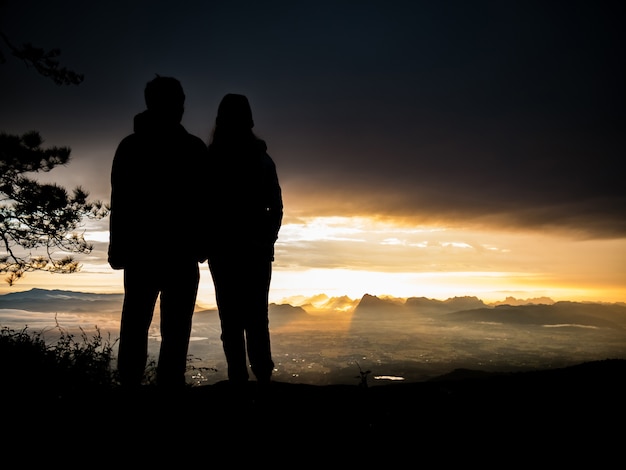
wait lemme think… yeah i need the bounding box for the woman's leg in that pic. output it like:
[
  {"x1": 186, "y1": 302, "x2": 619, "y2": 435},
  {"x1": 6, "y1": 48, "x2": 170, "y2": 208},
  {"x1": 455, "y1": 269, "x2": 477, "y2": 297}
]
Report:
[{"x1": 209, "y1": 256, "x2": 249, "y2": 383}]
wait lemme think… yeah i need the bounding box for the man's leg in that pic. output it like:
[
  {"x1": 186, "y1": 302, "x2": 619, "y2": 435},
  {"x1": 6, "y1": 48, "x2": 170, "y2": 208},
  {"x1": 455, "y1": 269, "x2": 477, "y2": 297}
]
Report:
[
  {"x1": 157, "y1": 261, "x2": 200, "y2": 388},
  {"x1": 117, "y1": 267, "x2": 159, "y2": 387}
]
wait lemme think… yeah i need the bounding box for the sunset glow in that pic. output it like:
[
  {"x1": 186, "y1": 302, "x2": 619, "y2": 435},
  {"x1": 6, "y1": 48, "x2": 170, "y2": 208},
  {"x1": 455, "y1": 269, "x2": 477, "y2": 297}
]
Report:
[
  {"x1": 0, "y1": 2, "x2": 623, "y2": 311},
  {"x1": 2, "y1": 215, "x2": 623, "y2": 308}
]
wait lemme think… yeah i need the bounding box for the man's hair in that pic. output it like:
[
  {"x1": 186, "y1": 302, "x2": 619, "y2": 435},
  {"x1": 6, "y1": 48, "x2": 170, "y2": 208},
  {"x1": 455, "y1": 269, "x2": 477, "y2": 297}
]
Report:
[{"x1": 144, "y1": 75, "x2": 185, "y2": 111}]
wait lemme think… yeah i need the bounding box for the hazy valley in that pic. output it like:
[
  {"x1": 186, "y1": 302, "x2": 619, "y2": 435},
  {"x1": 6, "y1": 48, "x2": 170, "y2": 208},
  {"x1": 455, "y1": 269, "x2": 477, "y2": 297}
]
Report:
[{"x1": 1, "y1": 288, "x2": 625, "y2": 386}]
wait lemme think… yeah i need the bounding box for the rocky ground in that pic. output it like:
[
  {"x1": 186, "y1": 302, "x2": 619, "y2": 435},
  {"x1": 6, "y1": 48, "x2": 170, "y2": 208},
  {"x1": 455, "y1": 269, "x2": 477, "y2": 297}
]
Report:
[{"x1": 6, "y1": 359, "x2": 625, "y2": 465}]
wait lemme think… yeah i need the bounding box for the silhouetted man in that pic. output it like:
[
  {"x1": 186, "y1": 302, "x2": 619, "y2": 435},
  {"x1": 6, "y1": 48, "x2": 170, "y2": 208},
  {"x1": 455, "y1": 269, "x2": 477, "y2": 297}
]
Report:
[{"x1": 108, "y1": 75, "x2": 208, "y2": 390}]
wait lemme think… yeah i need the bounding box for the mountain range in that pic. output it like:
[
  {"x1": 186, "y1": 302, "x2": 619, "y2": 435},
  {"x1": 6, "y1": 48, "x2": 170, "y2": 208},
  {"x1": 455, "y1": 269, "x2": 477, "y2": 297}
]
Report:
[
  {"x1": 2, "y1": 287, "x2": 626, "y2": 390},
  {"x1": 1, "y1": 288, "x2": 625, "y2": 332}
]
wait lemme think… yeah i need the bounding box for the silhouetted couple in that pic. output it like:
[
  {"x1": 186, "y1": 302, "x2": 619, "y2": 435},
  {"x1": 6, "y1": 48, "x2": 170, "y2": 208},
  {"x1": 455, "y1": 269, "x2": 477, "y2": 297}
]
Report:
[{"x1": 108, "y1": 76, "x2": 283, "y2": 393}]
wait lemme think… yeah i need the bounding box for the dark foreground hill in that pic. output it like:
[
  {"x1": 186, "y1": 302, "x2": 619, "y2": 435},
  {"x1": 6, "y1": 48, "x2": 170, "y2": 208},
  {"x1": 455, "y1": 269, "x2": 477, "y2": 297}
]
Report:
[{"x1": 6, "y1": 358, "x2": 625, "y2": 464}]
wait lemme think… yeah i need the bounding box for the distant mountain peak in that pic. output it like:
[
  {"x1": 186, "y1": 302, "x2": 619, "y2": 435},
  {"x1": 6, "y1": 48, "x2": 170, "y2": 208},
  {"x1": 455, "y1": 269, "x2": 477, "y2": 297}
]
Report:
[{"x1": 490, "y1": 296, "x2": 555, "y2": 306}]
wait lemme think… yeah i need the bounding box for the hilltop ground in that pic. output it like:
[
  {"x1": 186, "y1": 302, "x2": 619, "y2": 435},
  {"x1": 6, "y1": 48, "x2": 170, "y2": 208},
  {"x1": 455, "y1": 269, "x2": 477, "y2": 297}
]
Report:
[{"x1": 6, "y1": 358, "x2": 624, "y2": 464}]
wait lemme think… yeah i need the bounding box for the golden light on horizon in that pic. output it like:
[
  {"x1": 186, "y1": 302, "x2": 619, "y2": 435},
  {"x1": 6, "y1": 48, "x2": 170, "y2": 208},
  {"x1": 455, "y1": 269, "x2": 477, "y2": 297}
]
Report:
[
  {"x1": 269, "y1": 216, "x2": 626, "y2": 304},
  {"x1": 1, "y1": 215, "x2": 624, "y2": 306}
]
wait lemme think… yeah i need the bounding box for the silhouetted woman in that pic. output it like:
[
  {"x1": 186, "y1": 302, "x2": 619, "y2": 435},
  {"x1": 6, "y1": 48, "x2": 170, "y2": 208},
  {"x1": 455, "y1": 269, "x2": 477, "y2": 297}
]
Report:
[{"x1": 206, "y1": 93, "x2": 283, "y2": 388}]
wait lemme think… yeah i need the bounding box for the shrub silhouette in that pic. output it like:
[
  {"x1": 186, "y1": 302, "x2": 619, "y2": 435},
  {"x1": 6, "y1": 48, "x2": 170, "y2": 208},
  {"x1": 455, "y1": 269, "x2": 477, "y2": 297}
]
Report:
[
  {"x1": 0, "y1": 321, "x2": 218, "y2": 398},
  {"x1": 0, "y1": 322, "x2": 118, "y2": 399}
]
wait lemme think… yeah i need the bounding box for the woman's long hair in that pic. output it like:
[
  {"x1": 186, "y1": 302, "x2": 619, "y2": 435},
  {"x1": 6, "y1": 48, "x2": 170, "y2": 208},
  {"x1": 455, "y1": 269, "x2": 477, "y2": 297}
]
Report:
[{"x1": 208, "y1": 93, "x2": 262, "y2": 147}]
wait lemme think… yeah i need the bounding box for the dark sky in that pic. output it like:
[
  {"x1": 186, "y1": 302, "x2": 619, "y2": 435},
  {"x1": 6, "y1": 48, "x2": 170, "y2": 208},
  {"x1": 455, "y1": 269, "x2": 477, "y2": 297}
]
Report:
[{"x1": 1, "y1": 0, "x2": 625, "y2": 239}]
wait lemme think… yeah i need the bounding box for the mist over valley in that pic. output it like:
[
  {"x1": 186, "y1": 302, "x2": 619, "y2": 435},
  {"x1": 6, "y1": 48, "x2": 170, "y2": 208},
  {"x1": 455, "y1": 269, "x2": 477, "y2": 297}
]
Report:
[{"x1": 1, "y1": 288, "x2": 625, "y2": 386}]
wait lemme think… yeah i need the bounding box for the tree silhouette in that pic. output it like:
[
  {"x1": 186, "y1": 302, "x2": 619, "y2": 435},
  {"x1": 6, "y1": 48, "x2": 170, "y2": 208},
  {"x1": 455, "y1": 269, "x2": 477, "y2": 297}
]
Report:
[
  {"x1": 0, "y1": 131, "x2": 108, "y2": 285},
  {"x1": 0, "y1": 16, "x2": 109, "y2": 285},
  {"x1": 0, "y1": 31, "x2": 84, "y2": 86}
]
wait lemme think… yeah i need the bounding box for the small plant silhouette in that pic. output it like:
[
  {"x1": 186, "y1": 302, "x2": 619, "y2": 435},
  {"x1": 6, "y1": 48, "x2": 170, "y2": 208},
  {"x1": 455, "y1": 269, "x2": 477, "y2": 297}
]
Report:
[{"x1": 354, "y1": 361, "x2": 371, "y2": 388}]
